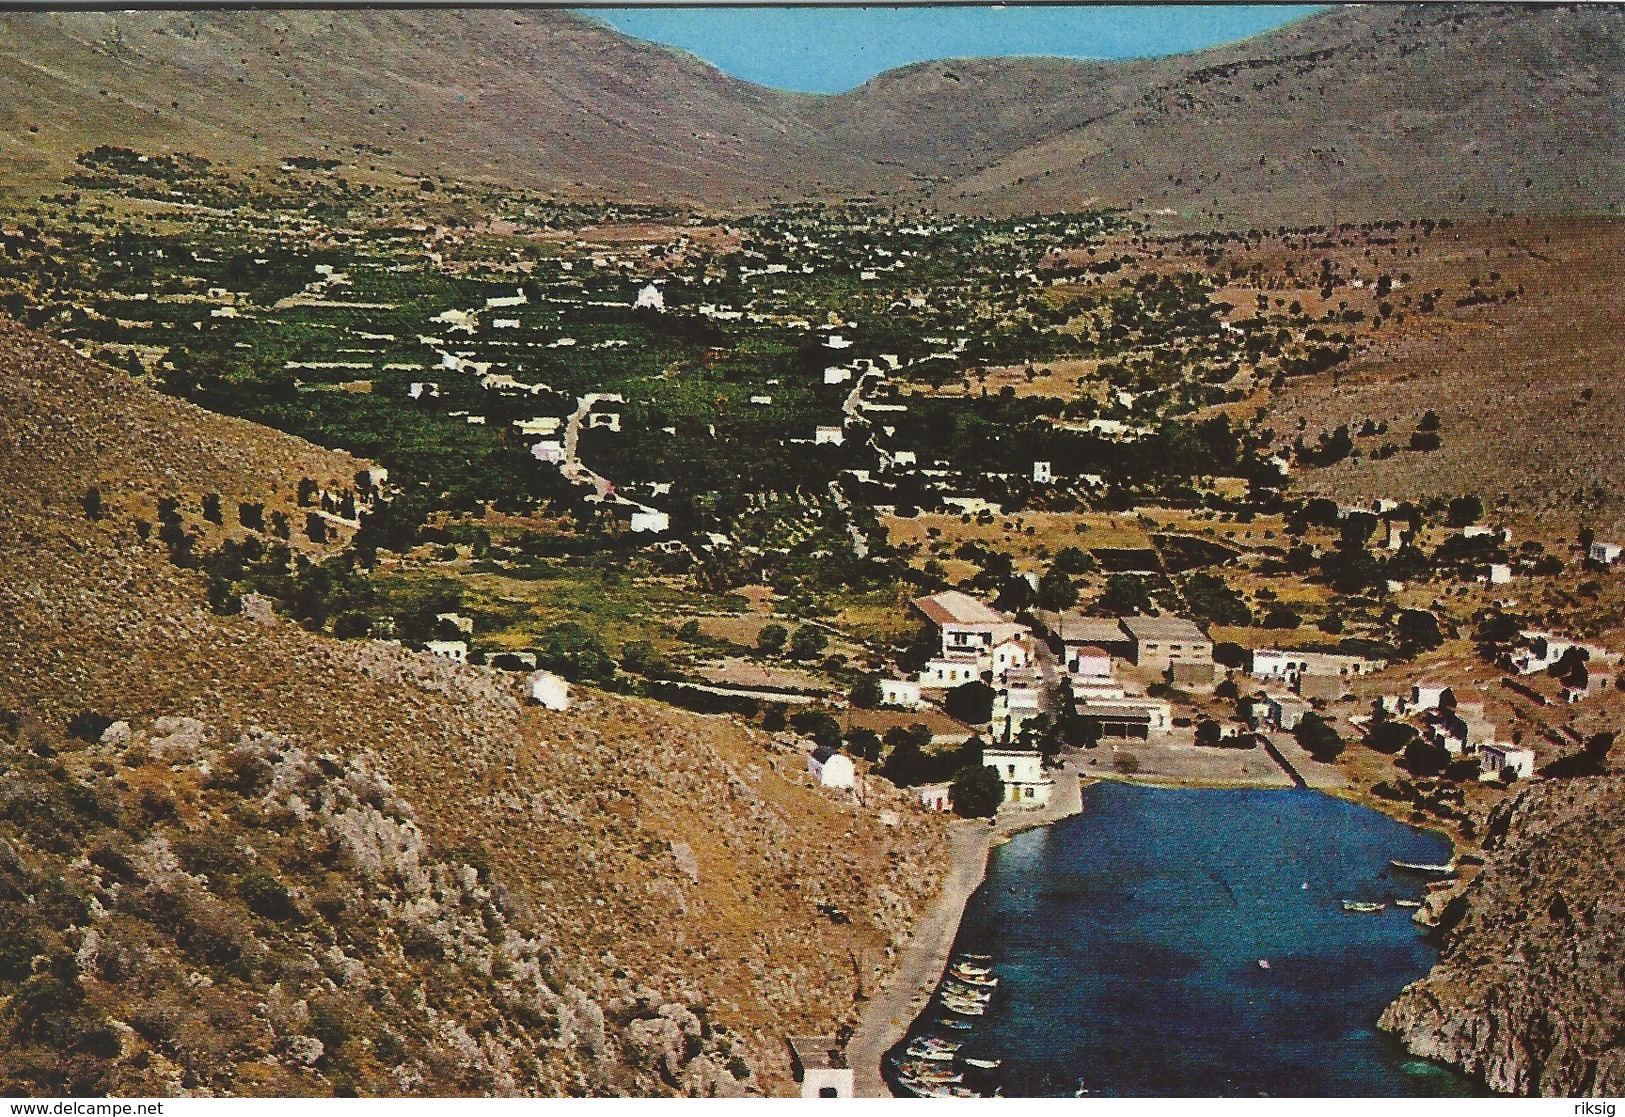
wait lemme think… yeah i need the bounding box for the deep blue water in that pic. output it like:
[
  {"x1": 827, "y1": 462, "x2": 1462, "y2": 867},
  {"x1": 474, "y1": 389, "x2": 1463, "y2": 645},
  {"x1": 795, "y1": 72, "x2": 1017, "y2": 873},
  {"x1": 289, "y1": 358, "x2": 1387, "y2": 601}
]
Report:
[{"x1": 898, "y1": 783, "x2": 1483, "y2": 1097}]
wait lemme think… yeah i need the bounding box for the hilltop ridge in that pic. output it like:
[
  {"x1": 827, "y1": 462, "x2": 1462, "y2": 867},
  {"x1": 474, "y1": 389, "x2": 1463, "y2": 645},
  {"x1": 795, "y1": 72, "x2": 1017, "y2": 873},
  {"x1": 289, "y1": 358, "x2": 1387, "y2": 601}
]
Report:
[{"x1": 0, "y1": 5, "x2": 1618, "y2": 223}]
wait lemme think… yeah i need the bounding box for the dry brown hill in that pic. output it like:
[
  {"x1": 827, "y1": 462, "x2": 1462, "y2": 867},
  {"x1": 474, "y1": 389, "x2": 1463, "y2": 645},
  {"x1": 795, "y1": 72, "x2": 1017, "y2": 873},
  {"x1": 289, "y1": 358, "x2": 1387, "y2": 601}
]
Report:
[
  {"x1": 0, "y1": 317, "x2": 947, "y2": 1095},
  {"x1": 936, "y1": 4, "x2": 1623, "y2": 224},
  {"x1": 0, "y1": 5, "x2": 1618, "y2": 224},
  {"x1": 1247, "y1": 217, "x2": 1625, "y2": 539},
  {"x1": 0, "y1": 8, "x2": 888, "y2": 206}
]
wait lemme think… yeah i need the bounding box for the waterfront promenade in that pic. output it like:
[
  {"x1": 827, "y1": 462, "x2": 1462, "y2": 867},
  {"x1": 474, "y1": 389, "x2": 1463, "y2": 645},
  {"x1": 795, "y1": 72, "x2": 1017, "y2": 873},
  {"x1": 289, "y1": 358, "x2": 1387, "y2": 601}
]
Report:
[{"x1": 848, "y1": 763, "x2": 1084, "y2": 1097}]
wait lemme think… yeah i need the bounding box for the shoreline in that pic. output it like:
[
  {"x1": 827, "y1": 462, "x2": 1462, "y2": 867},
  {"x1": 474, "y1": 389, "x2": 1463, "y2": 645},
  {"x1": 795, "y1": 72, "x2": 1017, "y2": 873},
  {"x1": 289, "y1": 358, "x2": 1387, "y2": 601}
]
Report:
[
  {"x1": 844, "y1": 759, "x2": 1474, "y2": 1097},
  {"x1": 846, "y1": 764, "x2": 1084, "y2": 1097}
]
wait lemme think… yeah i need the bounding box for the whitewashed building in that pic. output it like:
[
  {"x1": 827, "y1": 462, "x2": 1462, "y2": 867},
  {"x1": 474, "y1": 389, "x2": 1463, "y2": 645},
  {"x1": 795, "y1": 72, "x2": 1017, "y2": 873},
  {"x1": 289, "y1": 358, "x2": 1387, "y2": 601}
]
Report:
[
  {"x1": 807, "y1": 746, "x2": 855, "y2": 790},
  {"x1": 788, "y1": 1036, "x2": 853, "y2": 1099},
  {"x1": 982, "y1": 748, "x2": 1052, "y2": 807},
  {"x1": 425, "y1": 640, "x2": 468, "y2": 663},
  {"x1": 629, "y1": 509, "x2": 670, "y2": 534},
  {"x1": 525, "y1": 670, "x2": 571, "y2": 711},
  {"x1": 880, "y1": 679, "x2": 924, "y2": 709},
  {"x1": 1478, "y1": 741, "x2": 1535, "y2": 780}
]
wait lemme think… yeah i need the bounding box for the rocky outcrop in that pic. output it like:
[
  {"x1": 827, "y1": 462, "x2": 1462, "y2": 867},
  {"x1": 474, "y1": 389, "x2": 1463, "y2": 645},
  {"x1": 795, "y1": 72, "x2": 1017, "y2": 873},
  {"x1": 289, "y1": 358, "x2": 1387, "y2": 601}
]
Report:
[{"x1": 1379, "y1": 776, "x2": 1625, "y2": 1096}]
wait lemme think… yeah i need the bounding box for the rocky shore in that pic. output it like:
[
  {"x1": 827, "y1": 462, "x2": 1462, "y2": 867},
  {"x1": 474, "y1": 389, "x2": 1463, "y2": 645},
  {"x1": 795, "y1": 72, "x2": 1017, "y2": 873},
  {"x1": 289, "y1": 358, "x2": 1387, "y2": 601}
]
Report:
[{"x1": 1378, "y1": 775, "x2": 1624, "y2": 1096}]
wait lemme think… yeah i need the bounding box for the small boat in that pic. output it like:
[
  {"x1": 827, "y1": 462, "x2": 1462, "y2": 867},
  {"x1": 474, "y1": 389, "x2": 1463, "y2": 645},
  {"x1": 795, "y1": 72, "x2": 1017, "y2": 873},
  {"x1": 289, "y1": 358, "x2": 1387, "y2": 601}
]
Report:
[
  {"x1": 906, "y1": 1038, "x2": 961, "y2": 1060},
  {"x1": 951, "y1": 969, "x2": 999, "y2": 989},
  {"x1": 1074, "y1": 1079, "x2": 1090, "y2": 1097},
  {"x1": 1394, "y1": 899, "x2": 1423, "y2": 909},
  {"x1": 963, "y1": 1057, "x2": 1002, "y2": 1070},
  {"x1": 1390, "y1": 859, "x2": 1456, "y2": 875},
  {"x1": 952, "y1": 961, "x2": 994, "y2": 977},
  {"x1": 941, "y1": 1000, "x2": 986, "y2": 1017},
  {"x1": 1342, "y1": 901, "x2": 1386, "y2": 913},
  {"x1": 937, "y1": 1017, "x2": 973, "y2": 1031},
  {"x1": 1257, "y1": 959, "x2": 1271, "y2": 970},
  {"x1": 958, "y1": 952, "x2": 993, "y2": 962}
]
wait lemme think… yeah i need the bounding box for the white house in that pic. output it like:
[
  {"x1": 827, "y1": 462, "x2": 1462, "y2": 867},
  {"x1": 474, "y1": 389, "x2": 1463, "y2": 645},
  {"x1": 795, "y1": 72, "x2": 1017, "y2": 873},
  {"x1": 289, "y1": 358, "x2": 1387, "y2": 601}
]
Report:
[
  {"x1": 880, "y1": 679, "x2": 924, "y2": 709},
  {"x1": 749, "y1": 395, "x2": 773, "y2": 405},
  {"x1": 635, "y1": 283, "x2": 665, "y2": 311},
  {"x1": 981, "y1": 748, "x2": 1052, "y2": 807},
  {"x1": 1032, "y1": 461, "x2": 1053, "y2": 484},
  {"x1": 823, "y1": 366, "x2": 852, "y2": 385},
  {"x1": 1266, "y1": 692, "x2": 1312, "y2": 732},
  {"x1": 408, "y1": 381, "x2": 440, "y2": 400},
  {"x1": 892, "y1": 450, "x2": 917, "y2": 467},
  {"x1": 425, "y1": 640, "x2": 468, "y2": 663},
  {"x1": 913, "y1": 591, "x2": 1026, "y2": 664},
  {"x1": 515, "y1": 416, "x2": 562, "y2": 436},
  {"x1": 923, "y1": 658, "x2": 981, "y2": 687},
  {"x1": 991, "y1": 636, "x2": 1032, "y2": 675},
  {"x1": 1590, "y1": 541, "x2": 1623, "y2": 566},
  {"x1": 1067, "y1": 644, "x2": 1114, "y2": 679},
  {"x1": 531, "y1": 440, "x2": 566, "y2": 464},
  {"x1": 807, "y1": 746, "x2": 855, "y2": 790},
  {"x1": 916, "y1": 784, "x2": 952, "y2": 812},
  {"x1": 814, "y1": 425, "x2": 845, "y2": 446},
  {"x1": 629, "y1": 509, "x2": 670, "y2": 534},
  {"x1": 1485, "y1": 563, "x2": 1513, "y2": 585},
  {"x1": 1411, "y1": 683, "x2": 1454, "y2": 712},
  {"x1": 436, "y1": 611, "x2": 474, "y2": 635},
  {"x1": 525, "y1": 670, "x2": 571, "y2": 711},
  {"x1": 788, "y1": 1036, "x2": 853, "y2": 1099},
  {"x1": 587, "y1": 411, "x2": 622, "y2": 432},
  {"x1": 1477, "y1": 741, "x2": 1535, "y2": 780}
]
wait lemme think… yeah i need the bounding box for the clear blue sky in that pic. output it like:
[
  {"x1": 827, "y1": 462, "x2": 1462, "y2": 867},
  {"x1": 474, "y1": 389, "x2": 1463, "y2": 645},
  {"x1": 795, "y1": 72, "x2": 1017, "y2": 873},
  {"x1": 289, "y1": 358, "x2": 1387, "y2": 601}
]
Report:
[{"x1": 590, "y1": 6, "x2": 1326, "y2": 94}]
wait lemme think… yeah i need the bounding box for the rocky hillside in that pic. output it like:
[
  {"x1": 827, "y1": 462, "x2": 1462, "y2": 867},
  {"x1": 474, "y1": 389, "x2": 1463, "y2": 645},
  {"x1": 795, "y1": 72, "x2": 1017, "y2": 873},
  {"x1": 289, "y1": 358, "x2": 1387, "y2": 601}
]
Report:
[
  {"x1": 1379, "y1": 775, "x2": 1624, "y2": 1096},
  {"x1": 937, "y1": 4, "x2": 1623, "y2": 224},
  {"x1": 0, "y1": 8, "x2": 884, "y2": 206},
  {"x1": 1, "y1": 5, "x2": 1618, "y2": 224},
  {"x1": 0, "y1": 318, "x2": 949, "y2": 1095}
]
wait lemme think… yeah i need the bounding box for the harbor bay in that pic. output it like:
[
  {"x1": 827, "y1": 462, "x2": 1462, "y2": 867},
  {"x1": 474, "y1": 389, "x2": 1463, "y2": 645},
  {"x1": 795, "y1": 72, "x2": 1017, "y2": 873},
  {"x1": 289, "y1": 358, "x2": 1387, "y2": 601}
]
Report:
[{"x1": 890, "y1": 782, "x2": 1487, "y2": 1098}]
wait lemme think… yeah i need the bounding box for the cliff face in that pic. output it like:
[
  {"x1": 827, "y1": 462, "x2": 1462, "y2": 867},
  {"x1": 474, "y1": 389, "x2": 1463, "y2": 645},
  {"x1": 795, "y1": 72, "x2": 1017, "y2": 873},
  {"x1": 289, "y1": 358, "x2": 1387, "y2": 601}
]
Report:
[{"x1": 1379, "y1": 776, "x2": 1625, "y2": 1096}]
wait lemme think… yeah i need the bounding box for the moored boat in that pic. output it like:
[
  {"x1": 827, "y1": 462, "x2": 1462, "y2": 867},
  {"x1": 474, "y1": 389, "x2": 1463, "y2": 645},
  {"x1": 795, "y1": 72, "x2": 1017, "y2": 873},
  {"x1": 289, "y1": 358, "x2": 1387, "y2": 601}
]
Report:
[
  {"x1": 1390, "y1": 859, "x2": 1455, "y2": 875},
  {"x1": 963, "y1": 1057, "x2": 1002, "y2": 1070},
  {"x1": 1342, "y1": 900, "x2": 1386, "y2": 913},
  {"x1": 1394, "y1": 898, "x2": 1422, "y2": 909}
]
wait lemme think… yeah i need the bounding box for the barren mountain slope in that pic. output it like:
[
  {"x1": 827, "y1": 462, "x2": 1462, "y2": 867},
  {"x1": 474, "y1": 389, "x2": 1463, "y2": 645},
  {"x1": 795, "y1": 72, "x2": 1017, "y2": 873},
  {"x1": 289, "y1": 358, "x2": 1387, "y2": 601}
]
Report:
[
  {"x1": 0, "y1": 8, "x2": 894, "y2": 205},
  {"x1": 941, "y1": 4, "x2": 1623, "y2": 224},
  {"x1": 1, "y1": 5, "x2": 1618, "y2": 223},
  {"x1": 1252, "y1": 218, "x2": 1625, "y2": 539},
  {"x1": 0, "y1": 318, "x2": 947, "y2": 1095}
]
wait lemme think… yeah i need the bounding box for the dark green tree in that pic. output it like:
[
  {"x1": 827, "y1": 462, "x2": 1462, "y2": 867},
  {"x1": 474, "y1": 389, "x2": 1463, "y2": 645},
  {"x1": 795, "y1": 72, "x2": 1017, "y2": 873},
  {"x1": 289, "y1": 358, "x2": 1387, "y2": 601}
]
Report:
[
  {"x1": 1293, "y1": 712, "x2": 1345, "y2": 761},
  {"x1": 755, "y1": 623, "x2": 788, "y2": 656},
  {"x1": 944, "y1": 681, "x2": 995, "y2": 725},
  {"x1": 850, "y1": 674, "x2": 884, "y2": 710},
  {"x1": 788, "y1": 625, "x2": 828, "y2": 660},
  {"x1": 950, "y1": 764, "x2": 1005, "y2": 818}
]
